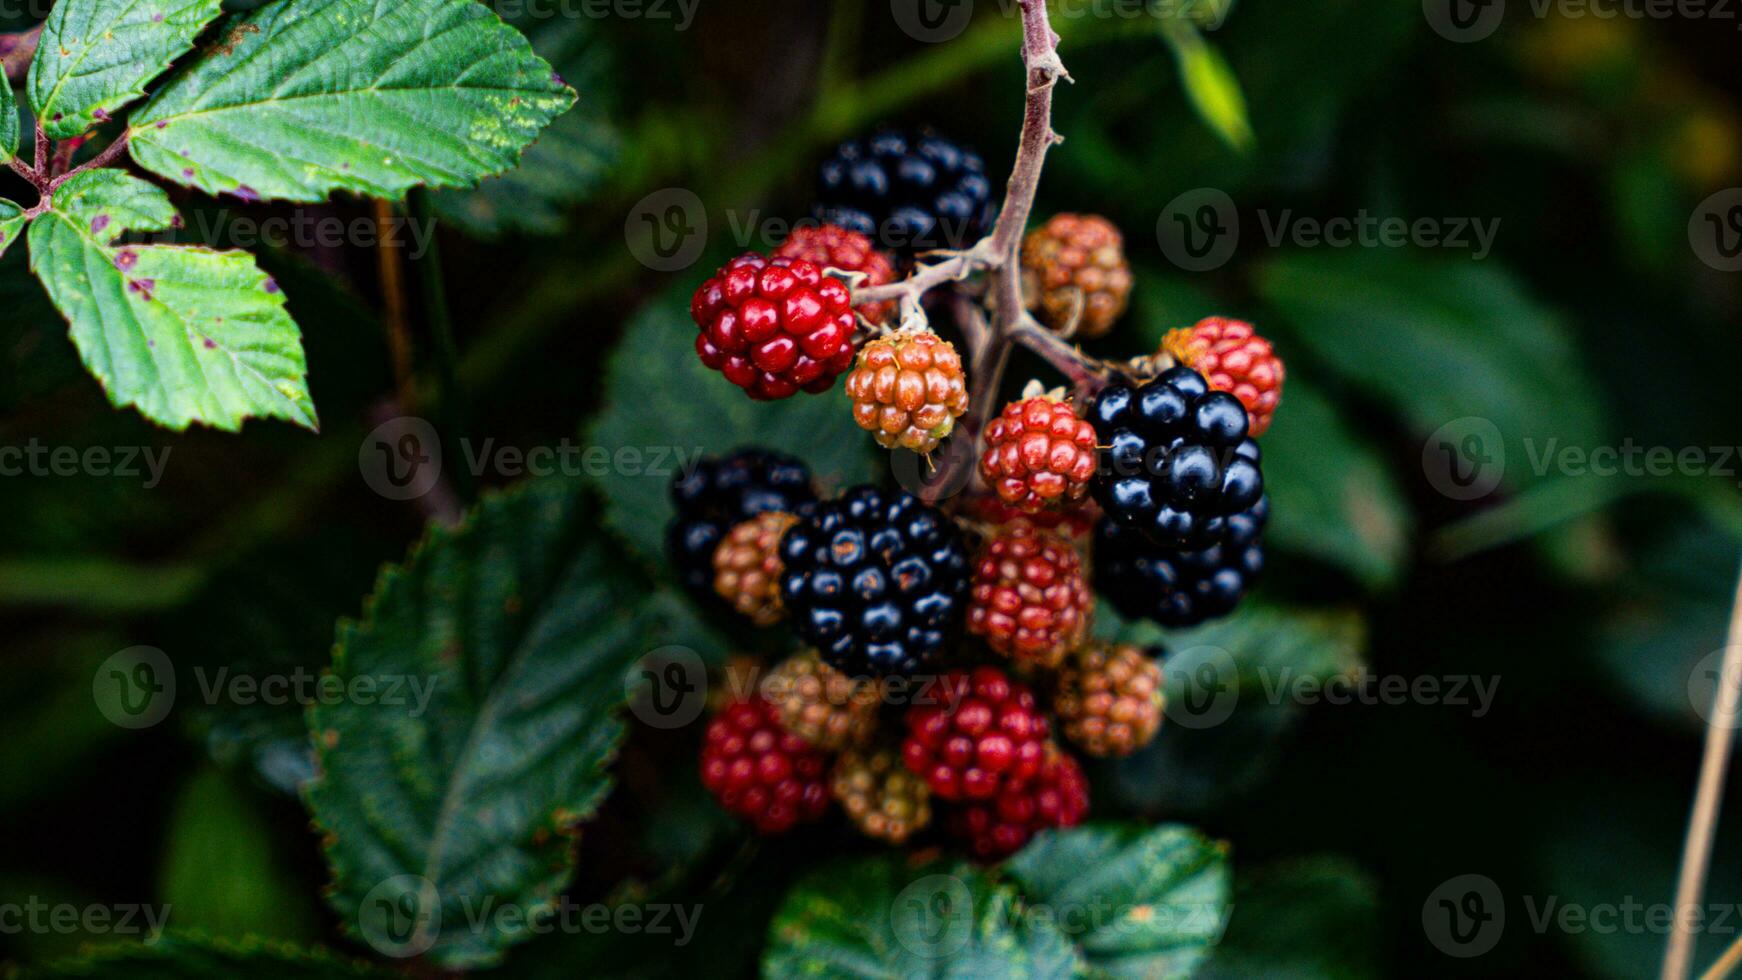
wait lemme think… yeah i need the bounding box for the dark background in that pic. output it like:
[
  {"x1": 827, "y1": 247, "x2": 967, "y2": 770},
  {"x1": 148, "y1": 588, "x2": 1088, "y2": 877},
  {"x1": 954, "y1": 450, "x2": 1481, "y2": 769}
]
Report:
[{"x1": 2, "y1": 0, "x2": 1741, "y2": 976}]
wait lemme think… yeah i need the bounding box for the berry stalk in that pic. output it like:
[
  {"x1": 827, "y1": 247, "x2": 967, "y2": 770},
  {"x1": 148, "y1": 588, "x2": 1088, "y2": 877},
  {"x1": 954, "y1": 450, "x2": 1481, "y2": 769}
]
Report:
[{"x1": 847, "y1": 0, "x2": 1116, "y2": 498}]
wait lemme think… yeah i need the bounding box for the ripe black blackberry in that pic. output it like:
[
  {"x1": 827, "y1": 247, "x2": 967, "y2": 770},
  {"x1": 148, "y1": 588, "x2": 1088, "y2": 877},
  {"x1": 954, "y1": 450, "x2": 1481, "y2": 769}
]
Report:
[
  {"x1": 1094, "y1": 495, "x2": 1267, "y2": 628},
  {"x1": 1089, "y1": 366, "x2": 1265, "y2": 550},
  {"x1": 814, "y1": 130, "x2": 996, "y2": 255},
  {"x1": 667, "y1": 449, "x2": 816, "y2": 600},
  {"x1": 779, "y1": 486, "x2": 971, "y2": 676}
]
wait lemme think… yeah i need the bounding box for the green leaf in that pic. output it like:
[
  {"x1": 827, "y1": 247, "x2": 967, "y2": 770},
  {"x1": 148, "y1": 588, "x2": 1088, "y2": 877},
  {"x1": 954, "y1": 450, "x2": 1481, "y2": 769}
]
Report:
[
  {"x1": 586, "y1": 288, "x2": 879, "y2": 566},
  {"x1": 1095, "y1": 602, "x2": 1367, "y2": 811},
  {"x1": 1097, "y1": 600, "x2": 1366, "y2": 695},
  {"x1": 1007, "y1": 823, "x2": 1232, "y2": 979},
  {"x1": 27, "y1": 0, "x2": 226, "y2": 140},
  {"x1": 1163, "y1": 23, "x2": 1252, "y2": 152},
  {"x1": 1255, "y1": 251, "x2": 1607, "y2": 491},
  {"x1": 0, "y1": 197, "x2": 25, "y2": 260},
  {"x1": 159, "y1": 767, "x2": 317, "y2": 941},
  {"x1": 26, "y1": 935, "x2": 386, "y2": 978},
  {"x1": 305, "y1": 477, "x2": 655, "y2": 969},
  {"x1": 1261, "y1": 373, "x2": 1410, "y2": 587},
  {"x1": 28, "y1": 169, "x2": 316, "y2": 432},
  {"x1": 1200, "y1": 857, "x2": 1381, "y2": 980},
  {"x1": 431, "y1": 16, "x2": 619, "y2": 237},
  {"x1": 1, "y1": 66, "x2": 17, "y2": 160},
  {"x1": 763, "y1": 855, "x2": 1085, "y2": 978},
  {"x1": 128, "y1": 0, "x2": 577, "y2": 203}
]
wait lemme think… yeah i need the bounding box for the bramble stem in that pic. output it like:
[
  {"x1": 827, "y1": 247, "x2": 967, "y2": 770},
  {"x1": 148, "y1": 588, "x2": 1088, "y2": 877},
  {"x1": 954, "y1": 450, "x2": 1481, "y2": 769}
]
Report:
[
  {"x1": 49, "y1": 132, "x2": 131, "y2": 190},
  {"x1": 1663, "y1": 564, "x2": 1742, "y2": 980},
  {"x1": 852, "y1": 0, "x2": 1120, "y2": 500}
]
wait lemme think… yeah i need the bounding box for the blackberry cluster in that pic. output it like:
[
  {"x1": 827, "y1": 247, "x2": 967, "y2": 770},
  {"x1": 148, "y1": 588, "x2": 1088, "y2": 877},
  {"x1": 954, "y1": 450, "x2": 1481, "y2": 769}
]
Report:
[
  {"x1": 779, "y1": 486, "x2": 971, "y2": 677},
  {"x1": 667, "y1": 450, "x2": 816, "y2": 600},
  {"x1": 1089, "y1": 366, "x2": 1264, "y2": 550},
  {"x1": 814, "y1": 130, "x2": 996, "y2": 255},
  {"x1": 1095, "y1": 495, "x2": 1268, "y2": 628}
]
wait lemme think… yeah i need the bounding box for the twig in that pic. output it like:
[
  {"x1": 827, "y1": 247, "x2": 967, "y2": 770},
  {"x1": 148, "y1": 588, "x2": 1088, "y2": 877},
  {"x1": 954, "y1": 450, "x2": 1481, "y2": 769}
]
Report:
[
  {"x1": 409, "y1": 188, "x2": 474, "y2": 504},
  {"x1": 1699, "y1": 931, "x2": 1742, "y2": 980},
  {"x1": 48, "y1": 132, "x2": 131, "y2": 189},
  {"x1": 374, "y1": 198, "x2": 415, "y2": 404},
  {"x1": 855, "y1": 0, "x2": 1074, "y2": 503},
  {"x1": 1663, "y1": 563, "x2": 1742, "y2": 980},
  {"x1": 1011, "y1": 313, "x2": 1114, "y2": 401}
]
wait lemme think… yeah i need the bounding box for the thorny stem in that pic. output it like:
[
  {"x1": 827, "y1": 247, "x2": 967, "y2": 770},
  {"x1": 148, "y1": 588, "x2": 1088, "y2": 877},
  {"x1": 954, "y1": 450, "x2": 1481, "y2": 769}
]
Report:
[{"x1": 851, "y1": 0, "x2": 1112, "y2": 501}]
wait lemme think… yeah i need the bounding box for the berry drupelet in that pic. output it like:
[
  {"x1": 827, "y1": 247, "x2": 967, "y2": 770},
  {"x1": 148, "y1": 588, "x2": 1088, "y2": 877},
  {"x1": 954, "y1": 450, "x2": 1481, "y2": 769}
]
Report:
[
  {"x1": 814, "y1": 130, "x2": 996, "y2": 255},
  {"x1": 946, "y1": 745, "x2": 1088, "y2": 860},
  {"x1": 773, "y1": 224, "x2": 899, "y2": 325},
  {"x1": 1163, "y1": 317, "x2": 1286, "y2": 437},
  {"x1": 1089, "y1": 366, "x2": 1264, "y2": 550},
  {"x1": 691, "y1": 253, "x2": 858, "y2": 400},
  {"x1": 1094, "y1": 494, "x2": 1268, "y2": 628},
  {"x1": 978, "y1": 394, "x2": 1099, "y2": 514},
  {"x1": 966, "y1": 525, "x2": 1092, "y2": 668},
  {"x1": 700, "y1": 697, "x2": 832, "y2": 834},
  {"x1": 666, "y1": 449, "x2": 816, "y2": 602},
  {"x1": 833, "y1": 747, "x2": 932, "y2": 844},
  {"x1": 779, "y1": 486, "x2": 971, "y2": 677},
  {"x1": 1020, "y1": 213, "x2": 1134, "y2": 338},
  {"x1": 1054, "y1": 643, "x2": 1165, "y2": 758},
  {"x1": 901, "y1": 666, "x2": 1049, "y2": 801},
  {"x1": 844, "y1": 330, "x2": 969, "y2": 455}
]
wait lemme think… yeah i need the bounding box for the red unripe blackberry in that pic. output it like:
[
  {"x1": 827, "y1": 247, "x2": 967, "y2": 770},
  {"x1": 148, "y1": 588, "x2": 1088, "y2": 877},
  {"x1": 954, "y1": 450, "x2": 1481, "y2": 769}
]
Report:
[
  {"x1": 1020, "y1": 214, "x2": 1133, "y2": 338},
  {"x1": 1055, "y1": 644, "x2": 1164, "y2": 758},
  {"x1": 947, "y1": 745, "x2": 1090, "y2": 860},
  {"x1": 691, "y1": 253, "x2": 858, "y2": 401},
  {"x1": 844, "y1": 330, "x2": 969, "y2": 454},
  {"x1": 700, "y1": 697, "x2": 831, "y2": 834},
  {"x1": 901, "y1": 666, "x2": 1048, "y2": 801},
  {"x1": 960, "y1": 495, "x2": 1101, "y2": 544},
  {"x1": 966, "y1": 526, "x2": 1092, "y2": 668},
  {"x1": 1163, "y1": 317, "x2": 1286, "y2": 437},
  {"x1": 978, "y1": 395, "x2": 1098, "y2": 513},
  {"x1": 773, "y1": 224, "x2": 898, "y2": 325}
]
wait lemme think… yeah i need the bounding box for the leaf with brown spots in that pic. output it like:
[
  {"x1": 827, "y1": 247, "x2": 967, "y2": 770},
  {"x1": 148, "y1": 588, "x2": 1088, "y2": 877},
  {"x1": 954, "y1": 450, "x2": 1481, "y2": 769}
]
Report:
[{"x1": 28, "y1": 168, "x2": 316, "y2": 432}]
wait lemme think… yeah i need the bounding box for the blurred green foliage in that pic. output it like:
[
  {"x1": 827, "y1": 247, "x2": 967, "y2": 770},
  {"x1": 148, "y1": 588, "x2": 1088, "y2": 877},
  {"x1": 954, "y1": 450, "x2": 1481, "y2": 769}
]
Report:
[{"x1": 2, "y1": 0, "x2": 1741, "y2": 977}]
